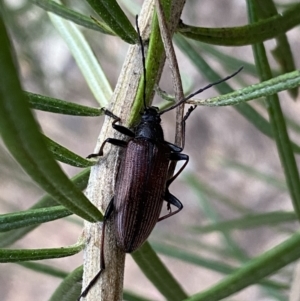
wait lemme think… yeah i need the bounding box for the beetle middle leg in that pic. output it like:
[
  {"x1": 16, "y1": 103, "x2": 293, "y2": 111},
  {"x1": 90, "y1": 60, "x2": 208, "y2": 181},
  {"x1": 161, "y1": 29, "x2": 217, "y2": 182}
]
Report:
[
  {"x1": 158, "y1": 152, "x2": 189, "y2": 221},
  {"x1": 78, "y1": 198, "x2": 114, "y2": 300},
  {"x1": 167, "y1": 152, "x2": 189, "y2": 186},
  {"x1": 159, "y1": 106, "x2": 195, "y2": 217}
]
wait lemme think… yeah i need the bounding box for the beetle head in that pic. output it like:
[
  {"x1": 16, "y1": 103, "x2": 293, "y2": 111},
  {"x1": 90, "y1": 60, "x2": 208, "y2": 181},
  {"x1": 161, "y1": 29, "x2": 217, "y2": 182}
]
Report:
[{"x1": 140, "y1": 106, "x2": 161, "y2": 123}]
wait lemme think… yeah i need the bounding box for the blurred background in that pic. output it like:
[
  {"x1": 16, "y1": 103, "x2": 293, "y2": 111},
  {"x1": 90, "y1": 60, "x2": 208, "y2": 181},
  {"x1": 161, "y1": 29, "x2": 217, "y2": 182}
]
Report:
[{"x1": 1, "y1": 0, "x2": 300, "y2": 300}]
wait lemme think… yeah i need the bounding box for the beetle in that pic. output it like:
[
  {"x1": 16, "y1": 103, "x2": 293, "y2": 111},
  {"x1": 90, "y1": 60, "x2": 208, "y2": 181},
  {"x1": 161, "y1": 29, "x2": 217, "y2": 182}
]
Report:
[{"x1": 79, "y1": 15, "x2": 242, "y2": 299}]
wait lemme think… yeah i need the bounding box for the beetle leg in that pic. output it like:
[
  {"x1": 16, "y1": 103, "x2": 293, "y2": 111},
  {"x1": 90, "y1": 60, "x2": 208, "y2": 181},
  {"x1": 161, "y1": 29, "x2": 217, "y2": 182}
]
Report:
[
  {"x1": 88, "y1": 111, "x2": 135, "y2": 158},
  {"x1": 111, "y1": 118, "x2": 135, "y2": 137},
  {"x1": 167, "y1": 202, "x2": 172, "y2": 212},
  {"x1": 159, "y1": 154, "x2": 187, "y2": 222},
  {"x1": 88, "y1": 108, "x2": 134, "y2": 157},
  {"x1": 101, "y1": 108, "x2": 120, "y2": 119},
  {"x1": 167, "y1": 153, "x2": 189, "y2": 186},
  {"x1": 87, "y1": 138, "x2": 128, "y2": 158},
  {"x1": 158, "y1": 191, "x2": 183, "y2": 221},
  {"x1": 165, "y1": 106, "x2": 197, "y2": 153},
  {"x1": 166, "y1": 141, "x2": 182, "y2": 152},
  {"x1": 78, "y1": 198, "x2": 114, "y2": 300},
  {"x1": 161, "y1": 153, "x2": 188, "y2": 214},
  {"x1": 101, "y1": 109, "x2": 135, "y2": 137},
  {"x1": 100, "y1": 198, "x2": 114, "y2": 269}
]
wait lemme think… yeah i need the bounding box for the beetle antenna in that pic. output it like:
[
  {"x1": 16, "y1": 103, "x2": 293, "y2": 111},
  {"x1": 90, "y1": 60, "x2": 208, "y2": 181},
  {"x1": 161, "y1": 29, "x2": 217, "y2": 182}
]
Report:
[
  {"x1": 159, "y1": 66, "x2": 243, "y2": 115},
  {"x1": 136, "y1": 15, "x2": 147, "y2": 109}
]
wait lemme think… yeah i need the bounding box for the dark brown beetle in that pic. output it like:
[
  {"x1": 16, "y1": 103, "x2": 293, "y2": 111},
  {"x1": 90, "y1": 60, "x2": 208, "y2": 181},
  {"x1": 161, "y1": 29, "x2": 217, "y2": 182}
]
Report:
[
  {"x1": 99, "y1": 105, "x2": 190, "y2": 253},
  {"x1": 79, "y1": 15, "x2": 242, "y2": 299}
]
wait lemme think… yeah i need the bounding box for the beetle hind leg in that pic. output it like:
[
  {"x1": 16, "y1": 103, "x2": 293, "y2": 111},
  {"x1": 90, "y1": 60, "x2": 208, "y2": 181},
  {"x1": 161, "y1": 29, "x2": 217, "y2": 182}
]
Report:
[
  {"x1": 78, "y1": 198, "x2": 114, "y2": 300},
  {"x1": 158, "y1": 191, "x2": 183, "y2": 222}
]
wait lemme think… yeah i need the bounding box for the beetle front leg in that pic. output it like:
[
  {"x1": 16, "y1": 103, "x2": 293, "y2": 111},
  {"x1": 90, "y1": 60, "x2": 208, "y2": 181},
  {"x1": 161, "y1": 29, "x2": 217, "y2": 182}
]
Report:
[
  {"x1": 111, "y1": 118, "x2": 135, "y2": 137},
  {"x1": 88, "y1": 109, "x2": 134, "y2": 158},
  {"x1": 87, "y1": 138, "x2": 128, "y2": 158},
  {"x1": 78, "y1": 198, "x2": 114, "y2": 300},
  {"x1": 180, "y1": 105, "x2": 197, "y2": 149},
  {"x1": 102, "y1": 109, "x2": 135, "y2": 137}
]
